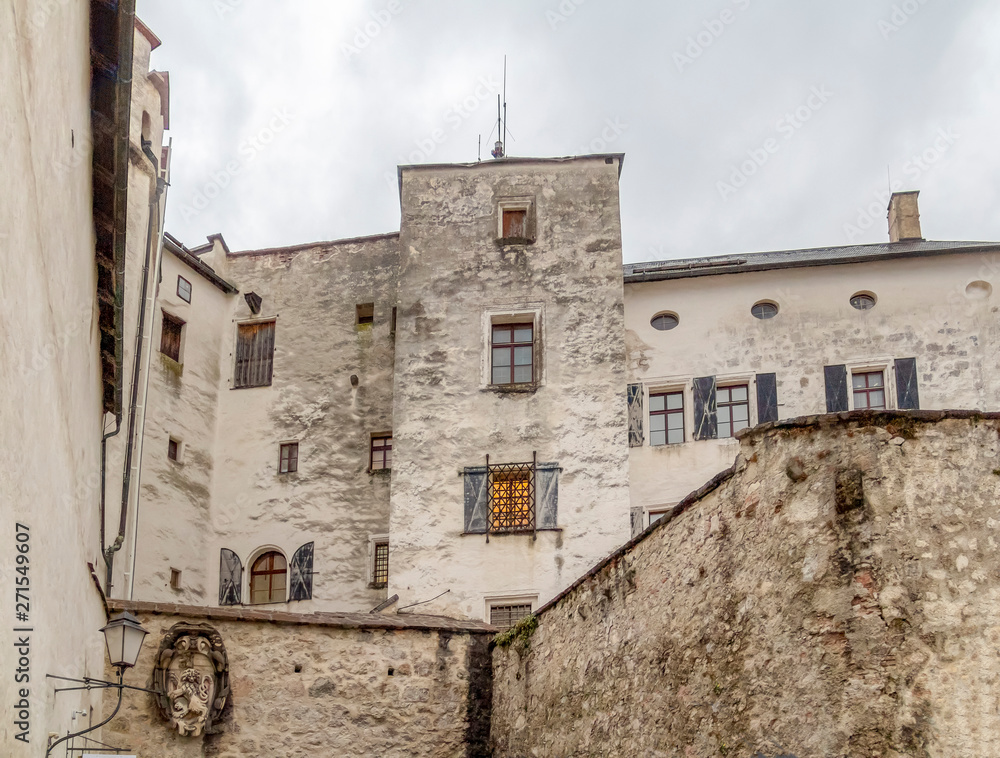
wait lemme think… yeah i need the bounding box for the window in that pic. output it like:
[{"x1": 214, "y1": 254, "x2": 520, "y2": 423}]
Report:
[
  {"x1": 167, "y1": 437, "x2": 179, "y2": 461},
  {"x1": 490, "y1": 603, "x2": 533, "y2": 630},
  {"x1": 488, "y1": 461, "x2": 535, "y2": 533},
  {"x1": 279, "y1": 442, "x2": 298, "y2": 474},
  {"x1": 370, "y1": 434, "x2": 392, "y2": 471},
  {"x1": 852, "y1": 371, "x2": 886, "y2": 409},
  {"x1": 649, "y1": 509, "x2": 670, "y2": 526},
  {"x1": 717, "y1": 385, "x2": 750, "y2": 438},
  {"x1": 249, "y1": 551, "x2": 286, "y2": 604},
  {"x1": 356, "y1": 302, "x2": 374, "y2": 326},
  {"x1": 502, "y1": 209, "x2": 526, "y2": 239},
  {"x1": 177, "y1": 276, "x2": 192, "y2": 303},
  {"x1": 751, "y1": 301, "x2": 778, "y2": 319},
  {"x1": 492, "y1": 324, "x2": 533, "y2": 385},
  {"x1": 372, "y1": 541, "x2": 389, "y2": 587},
  {"x1": 234, "y1": 320, "x2": 276, "y2": 388},
  {"x1": 649, "y1": 391, "x2": 684, "y2": 445},
  {"x1": 160, "y1": 312, "x2": 184, "y2": 362},
  {"x1": 850, "y1": 293, "x2": 877, "y2": 311},
  {"x1": 169, "y1": 568, "x2": 182, "y2": 589},
  {"x1": 650, "y1": 312, "x2": 679, "y2": 331},
  {"x1": 497, "y1": 199, "x2": 533, "y2": 242}
]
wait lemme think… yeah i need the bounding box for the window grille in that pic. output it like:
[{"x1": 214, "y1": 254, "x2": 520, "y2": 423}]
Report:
[
  {"x1": 373, "y1": 541, "x2": 389, "y2": 586},
  {"x1": 487, "y1": 455, "x2": 536, "y2": 533},
  {"x1": 490, "y1": 604, "x2": 532, "y2": 629},
  {"x1": 234, "y1": 320, "x2": 276, "y2": 388}
]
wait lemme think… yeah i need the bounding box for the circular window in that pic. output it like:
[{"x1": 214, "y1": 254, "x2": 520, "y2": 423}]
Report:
[
  {"x1": 966, "y1": 280, "x2": 993, "y2": 300},
  {"x1": 650, "y1": 312, "x2": 679, "y2": 331},
  {"x1": 751, "y1": 301, "x2": 778, "y2": 320},
  {"x1": 850, "y1": 293, "x2": 877, "y2": 311}
]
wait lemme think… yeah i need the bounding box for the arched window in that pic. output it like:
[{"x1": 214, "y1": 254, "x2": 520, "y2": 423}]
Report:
[{"x1": 249, "y1": 551, "x2": 286, "y2": 604}]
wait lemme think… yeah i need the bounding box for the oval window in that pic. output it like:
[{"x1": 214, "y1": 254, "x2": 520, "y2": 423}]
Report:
[
  {"x1": 966, "y1": 281, "x2": 993, "y2": 300},
  {"x1": 650, "y1": 312, "x2": 679, "y2": 331},
  {"x1": 751, "y1": 301, "x2": 778, "y2": 320},
  {"x1": 850, "y1": 293, "x2": 876, "y2": 311}
]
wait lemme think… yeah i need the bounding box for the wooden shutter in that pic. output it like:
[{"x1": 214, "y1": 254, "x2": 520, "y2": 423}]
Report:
[
  {"x1": 289, "y1": 542, "x2": 314, "y2": 601},
  {"x1": 824, "y1": 365, "x2": 849, "y2": 412},
  {"x1": 693, "y1": 376, "x2": 718, "y2": 440},
  {"x1": 627, "y1": 384, "x2": 644, "y2": 447},
  {"x1": 894, "y1": 358, "x2": 920, "y2": 410},
  {"x1": 756, "y1": 373, "x2": 778, "y2": 424},
  {"x1": 536, "y1": 463, "x2": 559, "y2": 529},
  {"x1": 160, "y1": 313, "x2": 183, "y2": 362},
  {"x1": 630, "y1": 507, "x2": 644, "y2": 538},
  {"x1": 219, "y1": 548, "x2": 242, "y2": 606},
  {"x1": 234, "y1": 320, "x2": 276, "y2": 388},
  {"x1": 463, "y1": 467, "x2": 489, "y2": 533}
]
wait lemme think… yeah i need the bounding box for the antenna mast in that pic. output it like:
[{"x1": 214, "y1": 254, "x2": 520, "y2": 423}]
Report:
[{"x1": 491, "y1": 56, "x2": 507, "y2": 159}]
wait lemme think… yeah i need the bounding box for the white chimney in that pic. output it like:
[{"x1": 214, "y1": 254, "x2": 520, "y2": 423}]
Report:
[{"x1": 887, "y1": 191, "x2": 922, "y2": 243}]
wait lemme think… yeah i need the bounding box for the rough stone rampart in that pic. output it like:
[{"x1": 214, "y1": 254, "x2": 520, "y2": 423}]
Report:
[{"x1": 492, "y1": 411, "x2": 1000, "y2": 757}]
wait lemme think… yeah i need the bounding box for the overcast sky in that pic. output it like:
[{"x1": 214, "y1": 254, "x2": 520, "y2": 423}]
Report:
[{"x1": 140, "y1": 0, "x2": 1000, "y2": 264}]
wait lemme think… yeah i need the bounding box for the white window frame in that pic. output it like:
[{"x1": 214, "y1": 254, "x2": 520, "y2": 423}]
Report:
[
  {"x1": 846, "y1": 359, "x2": 895, "y2": 411},
  {"x1": 367, "y1": 534, "x2": 389, "y2": 587},
  {"x1": 484, "y1": 591, "x2": 538, "y2": 626},
  {"x1": 646, "y1": 504, "x2": 676, "y2": 526},
  {"x1": 482, "y1": 305, "x2": 545, "y2": 388}
]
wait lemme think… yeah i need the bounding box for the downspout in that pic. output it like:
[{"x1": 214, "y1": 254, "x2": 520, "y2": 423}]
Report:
[
  {"x1": 98, "y1": 0, "x2": 136, "y2": 586},
  {"x1": 105, "y1": 145, "x2": 162, "y2": 594},
  {"x1": 126, "y1": 142, "x2": 170, "y2": 599}
]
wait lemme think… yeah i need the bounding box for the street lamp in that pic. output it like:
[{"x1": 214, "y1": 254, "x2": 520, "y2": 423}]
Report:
[{"x1": 46, "y1": 612, "x2": 155, "y2": 756}]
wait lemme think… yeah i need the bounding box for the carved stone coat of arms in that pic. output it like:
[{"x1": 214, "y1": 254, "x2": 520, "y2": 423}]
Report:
[{"x1": 152, "y1": 623, "x2": 230, "y2": 736}]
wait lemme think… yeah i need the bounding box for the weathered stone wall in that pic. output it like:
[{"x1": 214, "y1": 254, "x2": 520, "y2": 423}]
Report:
[
  {"x1": 493, "y1": 411, "x2": 1000, "y2": 757},
  {"x1": 104, "y1": 600, "x2": 493, "y2": 757}
]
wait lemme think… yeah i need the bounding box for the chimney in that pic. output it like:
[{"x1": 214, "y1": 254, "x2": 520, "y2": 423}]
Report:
[{"x1": 887, "y1": 191, "x2": 922, "y2": 243}]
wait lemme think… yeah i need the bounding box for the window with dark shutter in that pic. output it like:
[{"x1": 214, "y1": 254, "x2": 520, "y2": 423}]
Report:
[
  {"x1": 894, "y1": 358, "x2": 920, "y2": 410},
  {"x1": 234, "y1": 320, "x2": 276, "y2": 389},
  {"x1": 756, "y1": 373, "x2": 778, "y2": 424},
  {"x1": 289, "y1": 542, "x2": 314, "y2": 601},
  {"x1": 249, "y1": 551, "x2": 286, "y2": 604},
  {"x1": 219, "y1": 548, "x2": 242, "y2": 606},
  {"x1": 627, "y1": 384, "x2": 644, "y2": 447},
  {"x1": 824, "y1": 365, "x2": 849, "y2": 412},
  {"x1": 160, "y1": 312, "x2": 184, "y2": 362},
  {"x1": 693, "y1": 376, "x2": 718, "y2": 440}
]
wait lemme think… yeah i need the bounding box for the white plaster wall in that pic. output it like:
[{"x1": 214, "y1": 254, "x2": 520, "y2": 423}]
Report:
[
  {"x1": 391, "y1": 158, "x2": 632, "y2": 621},
  {"x1": 625, "y1": 251, "x2": 1000, "y2": 513},
  {"x1": 1, "y1": 3, "x2": 114, "y2": 753}
]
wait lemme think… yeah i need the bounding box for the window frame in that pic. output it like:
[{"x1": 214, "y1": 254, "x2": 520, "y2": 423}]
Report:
[
  {"x1": 160, "y1": 310, "x2": 185, "y2": 363},
  {"x1": 487, "y1": 460, "x2": 536, "y2": 534},
  {"x1": 846, "y1": 359, "x2": 895, "y2": 411},
  {"x1": 248, "y1": 549, "x2": 287, "y2": 605},
  {"x1": 167, "y1": 436, "x2": 182, "y2": 463},
  {"x1": 483, "y1": 306, "x2": 544, "y2": 390},
  {"x1": 716, "y1": 383, "x2": 751, "y2": 439},
  {"x1": 233, "y1": 318, "x2": 277, "y2": 389},
  {"x1": 356, "y1": 302, "x2": 374, "y2": 326},
  {"x1": 852, "y1": 370, "x2": 887, "y2": 410},
  {"x1": 496, "y1": 197, "x2": 535, "y2": 244},
  {"x1": 491, "y1": 322, "x2": 534, "y2": 386},
  {"x1": 367, "y1": 534, "x2": 390, "y2": 588},
  {"x1": 177, "y1": 275, "x2": 192, "y2": 303},
  {"x1": 278, "y1": 441, "x2": 299, "y2": 474},
  {"x1": 649, "y1": 389, "x2": 685, "y2": 446},
  {"x1": 484, "y1": 593, "x2": 537, "y2": 628},
  {"x1": 369, "y1": 433, "x2": 392, "y2": 472}
]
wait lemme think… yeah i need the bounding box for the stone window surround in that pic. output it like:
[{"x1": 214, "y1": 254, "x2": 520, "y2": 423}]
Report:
[
  {"x1": 846, "y1": 357, "x2": 896, "y2": 411},
  {"x1": 484, "y1": 590, "x2": 538, "y2": 626},
  {"x1": 643, "y1": 372, "x2": 761, "y2": 445},
  {"x1": 245, "y1": 544, "x2": 288, "y2": 605},
  {"x1": 646, "y1": 502, "x2": 677, "y2": 527},
  {"x1": 481, "y1": 304, "x2": 545, "y2": 391},
  {"x1": 367, "y1": 533, "x2": 389, "y2": 588},
  {"x1": 495, "y1": 196, "x2": 536, "y2": 244}
]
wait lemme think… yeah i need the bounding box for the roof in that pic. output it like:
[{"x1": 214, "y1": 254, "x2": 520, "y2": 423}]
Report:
[
  {"x1": 163, "y1": 233, "x2": 239, "y2": 294},
  {"x1": 624, "y1": 239, "x2": 1000, "y2": 283}
]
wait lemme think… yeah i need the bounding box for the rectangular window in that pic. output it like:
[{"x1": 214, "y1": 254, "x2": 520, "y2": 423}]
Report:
[
  {"x1": 502, "y1": 209, "x2": 527, "y2": 239},
  {"x1": 177, "y1": 276, "x2": 192, "y2": 303},
  {"x1": 160, "y1": 312, "x2": 184, "y2": 362},
  {"x1": 234, "y1": 320, "x2": 276, "y2": 388},
  {"x1": 169, "y1": 568, "x2": 182, "y2": 589},
  {"x1": 853, "y1": 371, "x2": 886, "y2": 409},
  {"x1": 279, "y1": 442, "x2": 298, "y2": 474},
  {"x1": 717, "y1": 384, "x2": 750, "y2": 438},
  {"x1": 372, "y1": 541, "x2": 389, "y2": 586},
  {"x1": 490, "y1": 603, "x2": 533, "y2": 630},
  {"x1": 649, "y1": 509, "x2": 670, "y2": 526},
  {"x1": 649, "y1": 391, "x2": 684, "y2": 445},
  {"x1": 167, "y1": 438, "x2": 179, "y2": 461},
  {"x1": 492, "y1": 324, "x2": 534, "y2": 385},
  {"x1": 370, "y1": 434, "x2": 392, "y2": 471},
  {"x1": 356, "y1": 302, "x2": 374, "y2": 325},
  {"x1": 488, "y1": 461, "x2": 535, "y2": 533}
]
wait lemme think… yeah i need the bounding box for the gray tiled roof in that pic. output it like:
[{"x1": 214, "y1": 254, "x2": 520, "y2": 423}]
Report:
[{"x1": 623, "y1": 239, "x2": 1000, "y2": 282}]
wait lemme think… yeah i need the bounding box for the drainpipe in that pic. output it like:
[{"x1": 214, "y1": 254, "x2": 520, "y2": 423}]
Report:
[{"x1": 105, "y1": 146, "x2": 164, "y2": 594}]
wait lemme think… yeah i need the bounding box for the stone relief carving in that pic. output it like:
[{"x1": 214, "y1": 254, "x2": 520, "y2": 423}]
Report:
[{"x1": 152, "y1": 623, "x2": 230, "y2": 737}]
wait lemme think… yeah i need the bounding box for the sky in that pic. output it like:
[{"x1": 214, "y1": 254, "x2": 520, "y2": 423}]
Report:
[{"x1": 140, "y1": 0, "x2": 1000, "y2": 264}]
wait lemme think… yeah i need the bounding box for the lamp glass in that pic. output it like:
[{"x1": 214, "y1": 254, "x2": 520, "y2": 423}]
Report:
[{"x1": 101, "y1": 613, "x2": 148, "y2": 669}]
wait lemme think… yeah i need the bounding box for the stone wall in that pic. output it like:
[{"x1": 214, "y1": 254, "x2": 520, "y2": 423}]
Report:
[
  {"x1": 493, "y1": 410, "x2": 1000, "y2": 757},
  {"x1": 103, "y1": 600, "x2": 494, "y2": 757}
]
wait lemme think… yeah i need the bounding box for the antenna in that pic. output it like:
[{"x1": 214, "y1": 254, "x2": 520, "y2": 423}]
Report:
[
  {"x1": 503, "y1": 55, "x2": 507, "y2": 153},
  {"x1": 491, "y1": 56, "x2": 507, "y2": 159},
  {"x1": 478, "y1": 134, "x2": 481, "y2": 162}
]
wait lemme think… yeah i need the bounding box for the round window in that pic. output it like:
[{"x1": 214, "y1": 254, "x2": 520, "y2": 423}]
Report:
[
  {"x1": 650, "y1": 312, "x2": 679, "y2": 331},
  {"x1": 751, "y1": 301, "x2": 778, "y2": 320},
  {"x1": 850, "y1": 293, "x2": 876, "y2": 311}
]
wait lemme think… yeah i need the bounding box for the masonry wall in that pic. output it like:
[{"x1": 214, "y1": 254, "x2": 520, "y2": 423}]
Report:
[
  {"x1": 493, "y1": 411, "x2": 1000, "y2": 757},
  {"x1": 625, "y1": 252, "x2": 1000, "y2": 523},
  {"x1": 102, "y1": 601, "x2": 493, "y2": 758},
  {"x1": 391, "y1": 157, "x2": 632, "y2": 621}
]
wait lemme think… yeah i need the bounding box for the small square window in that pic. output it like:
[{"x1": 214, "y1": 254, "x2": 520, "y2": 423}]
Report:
[
  {"x1": 167, "y1": 437, "x2": 179, "y2": 461},
  {"x1": 160, "y1": 312, "x2": 184, "y2": 363},
  {"x1": 492, "y1": 323, "x2": 534, "y2": 385},
  {"x1": 169, "y1": 568, "x2": 182, "y2": 589},
  {"x1": 489, "y1": 603, "x2": 533, "y2": 630},
  {"x1": 177, "y1": 276, "x2": 192, "y2": 303},
  {"x1": 356, "y1": 303, "x2": 374, "y2": 326},
  {"x1": 650, "y1": 391, "x2": 684, "y2": 445},
  {"x1": 649, "y1": 509, "x2": 670, "y2": 526},
  {"x1": 372, "y1": 541, "x2": 389, "y2": 586},
  {"x1": 502, "y1": 209, "x2": 527, "y2": 239},
  {"x1": 279, "y1": 442, "x2": 299, "y2": 474},
  {"x1": 852, "y1": 371, "x2": 886, "y2": 410},
  {"x1": 370, "y1": 434, "x2": 392, "y2": 471},
  {"x1": 717, "y1": 384, "x2": 750, "y2": 438}
]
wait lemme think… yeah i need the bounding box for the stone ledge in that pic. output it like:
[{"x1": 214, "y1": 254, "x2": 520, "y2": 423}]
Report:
[{"x1": 108, "y1": 599, "x2": 497, "y2": 634}]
